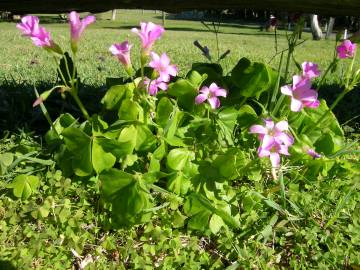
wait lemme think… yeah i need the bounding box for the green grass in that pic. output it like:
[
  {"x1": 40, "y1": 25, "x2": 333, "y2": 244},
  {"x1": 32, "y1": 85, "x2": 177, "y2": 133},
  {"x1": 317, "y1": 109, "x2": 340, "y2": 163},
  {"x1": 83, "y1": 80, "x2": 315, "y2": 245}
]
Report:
[{"x1": 0, "y1": 10, "x2": 346, "y2": 87}]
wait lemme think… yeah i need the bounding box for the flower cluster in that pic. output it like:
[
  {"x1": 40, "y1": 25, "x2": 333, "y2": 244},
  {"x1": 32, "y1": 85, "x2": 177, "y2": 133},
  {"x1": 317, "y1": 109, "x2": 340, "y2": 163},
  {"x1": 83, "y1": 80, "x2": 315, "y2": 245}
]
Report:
[
  {"x1": 17, "y1": 12, "x2": 95, "y2": 54},
  {"x1": 250, "y1": 119, "x2": 294, "y2": 168},
  {"x1": 109, "y1": 22, "x2": 178, "y2": 95},
  {"x1": 281, "y1": 61, "x2": 320, "y2": 112}
]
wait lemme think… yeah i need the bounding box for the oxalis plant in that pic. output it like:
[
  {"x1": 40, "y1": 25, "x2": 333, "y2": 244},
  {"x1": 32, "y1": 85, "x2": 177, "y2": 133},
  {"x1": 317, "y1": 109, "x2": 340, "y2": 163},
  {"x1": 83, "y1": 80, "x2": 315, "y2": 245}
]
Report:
[{"x1": 17, "y1": 12, "x2": 359, "y2": 231}]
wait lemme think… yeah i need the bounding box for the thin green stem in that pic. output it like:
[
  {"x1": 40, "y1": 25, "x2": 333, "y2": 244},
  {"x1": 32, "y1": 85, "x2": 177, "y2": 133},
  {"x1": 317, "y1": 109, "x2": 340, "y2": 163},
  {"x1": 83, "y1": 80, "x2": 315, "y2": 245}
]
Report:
[
  {"x1": 63, "y1": 53, "x2": 73, "y2": 87},
  {"x1": 316, "y1": 59, "x2": 336, "y2": 91},
  {"x1": 302, "y1": 90, "x2": 347, "y2": 134},
  {"x1": 34, "y1": 88, "x2": 59, "y2": 137},
  {"x1": 272, "y1": 47, "x2": 292, "y2": 116},
  {"x1": 345, "y1": 51, "x2": 356, "y2": 88},
  {"x1": 70, "y1": 91, "x2": 90, "y2": 120},
  {"x1": 53, "y1": 56, "x2": 69, "y2": 88},
  {"x1": 269, "y1": 52, "x2": 284, "y2": 112}
]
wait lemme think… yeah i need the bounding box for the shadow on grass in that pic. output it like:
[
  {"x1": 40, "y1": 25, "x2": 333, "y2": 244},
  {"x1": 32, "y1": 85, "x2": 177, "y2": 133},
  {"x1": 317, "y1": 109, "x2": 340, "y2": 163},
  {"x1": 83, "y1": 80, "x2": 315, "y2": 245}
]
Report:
[
  {"x1": 0, "y1": 81, "x2": 106, "y2": 135},
  {"x1": 318, "y1": 83, "x2": 360, "y2": 129},
  {"x1": 0, "y1": 81, "x2": 358, "y2": 136},
  {"x1": 102, "y1": 25, "x2": 283, "y2": 37}
]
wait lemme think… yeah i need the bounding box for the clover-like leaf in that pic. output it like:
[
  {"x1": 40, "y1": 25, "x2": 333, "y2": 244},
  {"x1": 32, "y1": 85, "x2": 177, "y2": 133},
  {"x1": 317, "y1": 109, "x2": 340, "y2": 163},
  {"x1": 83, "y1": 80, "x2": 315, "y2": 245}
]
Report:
[
  {"x1": 62, "y1": 127, "x2": 93, "y2": 176},
  {"x1": 166, "y1": 148, "x2": 195, "y2": 171},
  {"x1": 9, "y1": 174, "x2": 39, "y2": 200}
]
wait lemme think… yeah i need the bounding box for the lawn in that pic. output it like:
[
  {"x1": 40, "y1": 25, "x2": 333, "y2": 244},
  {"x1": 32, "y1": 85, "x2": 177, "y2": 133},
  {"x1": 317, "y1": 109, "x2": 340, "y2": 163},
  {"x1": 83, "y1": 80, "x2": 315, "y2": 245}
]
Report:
[{"x1": 0, "y1": 10, "x2": 343, "y2": 86}]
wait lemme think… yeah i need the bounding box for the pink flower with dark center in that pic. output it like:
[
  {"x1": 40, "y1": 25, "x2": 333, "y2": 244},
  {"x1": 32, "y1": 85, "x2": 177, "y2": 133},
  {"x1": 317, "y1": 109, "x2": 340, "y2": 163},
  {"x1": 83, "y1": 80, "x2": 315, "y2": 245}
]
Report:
[
  {"x1": 258, "y1": 141, "x2": 290, "y2": 168},
  {"x1": 144, "y1": 78, "x2": 168, "y2": 96},
  {"x1": 69, "y1": 11, "x2": 96, "y2": 44},
  {"x1": 250, "y1": 119, "x2": 294, "y2": 168},
  {"x1": 302, "y1": 62, "x2": 320, "y2": 79},
  {"x1": 16, "y1": 15, "x2": 39, "y2": 36},
  {"x1": 337, "y1": 40, "x2": 357, "y2": 59},
  {"x1": 149, "y1": 52, "x2": 177, "y2": 82},
  {"x1": 307, "y1": 148, "x2": 321, "y2": 159},
  {"x1": 281, "y1": 75, "x2": 320, "y2": 112},
  {"x1": 195, "y1": 83, "x2": 227, "y2": 109},
  {"x1": 109, "y1": 41, "x2": 132, "y2": 68},
  {"x1": 131, "y1": 22, "x2": 165, "y2": 55}
]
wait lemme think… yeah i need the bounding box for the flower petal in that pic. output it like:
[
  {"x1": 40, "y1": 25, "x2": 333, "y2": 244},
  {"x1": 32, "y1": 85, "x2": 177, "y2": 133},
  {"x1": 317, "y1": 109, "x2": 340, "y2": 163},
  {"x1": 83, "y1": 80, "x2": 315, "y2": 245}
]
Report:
[
  {"x1": 249, "y1": 125, "x2": 267, "y2": 134},
  {"x1": 290, "y1": 98, "x2": 303, "y2": 112},
  {"x1": 261, "y1": 135, "x2": 275, "y2": 149},
  {"x1": 280, "y1": 85, "x2": 293, "y2": 96},
  {"x1": 208, "y1": 97, "x2": 220, "y2": 109},
  {"x1": 269, "y1": 152, "x2": 280, "y2": 168},
  {"x1": 275, "y1": 121, "x2": 288, "y2": 131},
  {"x1": 195, "y1": 94, "x2": 208, "y2": 104}
]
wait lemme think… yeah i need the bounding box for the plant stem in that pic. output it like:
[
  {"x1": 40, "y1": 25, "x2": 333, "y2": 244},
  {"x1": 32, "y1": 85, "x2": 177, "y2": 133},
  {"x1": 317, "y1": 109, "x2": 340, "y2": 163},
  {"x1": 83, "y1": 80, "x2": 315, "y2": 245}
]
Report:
[
  {"x1": 272, "y1": 47, "x2": 293, "y2": 116},
  {"x1": 34, "y1": 88, "x2": 59, "y2": 137},
  {"x1": 302, "y1": 90, "x2": 347, "y2": 134},
  {"x1": 269, "y1": 52, "x2": 284, "y2": 111},
  {"x1": 316, "y1": 59, "x2": 336, "y2": 91},
  {"x1": 70, "y1": 91, "x2": 90, "y2": 120}
]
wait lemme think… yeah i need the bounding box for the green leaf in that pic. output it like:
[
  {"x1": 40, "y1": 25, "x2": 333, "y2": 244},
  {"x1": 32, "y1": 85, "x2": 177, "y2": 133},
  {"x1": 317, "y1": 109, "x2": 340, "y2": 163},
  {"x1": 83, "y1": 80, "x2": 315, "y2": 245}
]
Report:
[
  {"x1": 101, "y1": 83, "x2": 134, "y2": 110},
  {"x1": 156, "y1": 97, "x2": 174, "y2": 128},
  {"x1": 167, "y1": 172, "x2": 191, "y2": 195},
  {"x1": 118, "y1": 99, "x2": 142, "y2": 121},
  {"x1": 117, "y1": 125, "x2": 137, "y2": 155},
  {"x1": 231, "y1": 57, "x2": 273, "y2": 99},
  {"x1": 209, "y1": 214, "x2": 225, "y2": 234},
  {"x1": 164, "y1": 108, "x2": 184, "y2": 140},
  {"x1": 191, "y1": 63, "x2": 223, "y2": 85},
  {"x1": 9, "y1": 174, "x2": 39, "y2": 200},
  {"x1": 184, "y1": 193, "x2": 239, "y2": 230},
  {"x1": 100, "y1": 169, "x2": 153, "y2": 226},
  {"x1": 135, "y1": 125, "x2": 157, "y2": 152},
  {"x1": 186, "y1": 70, "x2": 208, "y2": 88},
  {"x1": 62, "y1": 127, "x2": 93, "y2": 176},
  {"x1": 167, "y1": 79, "x2": 198, "y2": 111},
  {"x1": 213, "y1": 148, "x2": 247, "y2": 180},
  {"x1": 100, "y1": 169, "x2": 135, "y2": 199},
  {"x1": 166, "y1": 148, "x2": 195, "y2": 171},
  {"x1": 0, "y1": 152, "x2": 14, "y2": 175},
  {"x1": 92, "y1": 138, "x2": 116, "y2": 174},
  {"x1": 237, "y1": 105, "x2": 258, "y2": 128}
]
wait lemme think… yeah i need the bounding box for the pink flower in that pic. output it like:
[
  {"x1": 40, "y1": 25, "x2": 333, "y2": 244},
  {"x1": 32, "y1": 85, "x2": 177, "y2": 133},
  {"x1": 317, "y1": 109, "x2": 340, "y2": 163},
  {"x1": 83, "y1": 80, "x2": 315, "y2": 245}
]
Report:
[
  {"x1": 281, "y1": 75, "x2": 320, "y2": 112},
  {"x1": 302, "y1": 62, "x2": 320, "y2": 79},
  {"x1": 149, "y1": 52, "x2": 177, "y2": 82},
  {"x1": 250, "y1": 119, "x2": 294, "y2": 168},
  {"x1": 337, "y1": 40, "x2": 356, "y2": 59},
  {"x1": 195, "y1": 83, "x2": 227, "y2": 109},
  {"x1": 69, "y1": 11, "x2": 95, "y2": 49},
  {"x1": 144, "y1": 78, "x2": 168, "y2": 96},
  {"x1": 30, "y1": 27, "x2": 53, "y2": 47},
  {"x1": 249, "y1": 119, "x2": 294, "y2": 149},
  {"x1": 258, "y1": 141, "x2": 290, "y2": 168},
  {"x1": 16, "y1": 15, "x2": 39, "y2": 36},
  {"x1": 109, "y1": 41, "x2": 132, "y2": 68},
  {"x1": 307, "y1": 148, "x2": 321, "y2": 159},
  {"x1": 131, "y1": 22, "x2": 164, "y2": 55},
  {"x1": 17, "y1": 15, "x2": 54, "y2": 48}
]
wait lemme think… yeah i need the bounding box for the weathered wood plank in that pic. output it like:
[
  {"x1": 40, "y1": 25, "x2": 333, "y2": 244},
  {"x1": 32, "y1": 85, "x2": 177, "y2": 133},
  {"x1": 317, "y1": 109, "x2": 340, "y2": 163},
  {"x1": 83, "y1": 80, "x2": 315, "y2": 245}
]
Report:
[{"x1": 0, "y1": 0, "x2": 359, "y2": 16}]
